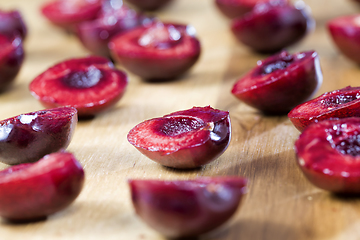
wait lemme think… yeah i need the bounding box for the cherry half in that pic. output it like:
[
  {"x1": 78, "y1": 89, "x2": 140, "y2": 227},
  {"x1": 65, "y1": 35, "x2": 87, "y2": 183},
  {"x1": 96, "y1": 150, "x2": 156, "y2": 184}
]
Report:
[
  {"x1": 231, "y1": 50, "x2": 322, "y2": 115},
  {"x1": 0, "y1": 151, "x2": 84, "y2": 222},
  {"x1": 328, "y1": 14, "x2": 360, "y2": 65},
  {"x1": 0, "y1": 9, "x2": 27, "y2": 39},
  {"x1": 231, "y1": 1, "x2": 313, "y2": 53},
  {"x1": 127, "y1": 106, "x2": 231, "y2": 169},
  {"x1": 295, "y1": 117, "x2": 360, "y2": 193},
  {"x1": 0, "y1": 35, "x2": 24, "y2": 92},
  {"x1": 288, "y1": 86, "x2": 360, "y2": 132},
  {"x1": 109, "y1": 21, "x2": 201, "y2": 80},
  {"x1": 29, "y1": 56, "x2": 128, "y2": 117},
  {"x1": 129, "y1": 176, "x2": 247, "y2": 238},
  {"x1": 0, "y1": 107, "x2": 77, "y2": 165},
  {"x1": 125, "y1": 0, "x2": 173, "y2": 11}
]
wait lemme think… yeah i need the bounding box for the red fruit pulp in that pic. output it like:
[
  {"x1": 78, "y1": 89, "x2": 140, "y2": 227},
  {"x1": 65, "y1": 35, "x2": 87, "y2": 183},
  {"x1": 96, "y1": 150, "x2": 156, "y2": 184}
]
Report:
[
  {"x1": 29, "y1": 56, "x2": 128, "y2": 117},
  {"x1": 0, "y1": 151, "x2": 84, "y2": 221},
  {"x1": 295, "y1": 117, "x2": 360, "y2": 193},
  {"x1": 109, "y1": 21, "x2": 201, "y2": 80},
  {"x1": 127, "y1": 106, "x2": 231, "y2": 169},
  {"x1": 129, "y1": 176, "x2": 247, "y2": 238},
  {"x1": 288, "y1": 86, "x2": 360, "y2": 132},
  {"x1": 0, "y1": 107, "x2": 78, "y2": 165},
  {"x1": 0, "y1": 10, "x2": 27, "y2": 39},
  {"x1": 231, "y1": 50, "x2": 322, "y2": 114}
]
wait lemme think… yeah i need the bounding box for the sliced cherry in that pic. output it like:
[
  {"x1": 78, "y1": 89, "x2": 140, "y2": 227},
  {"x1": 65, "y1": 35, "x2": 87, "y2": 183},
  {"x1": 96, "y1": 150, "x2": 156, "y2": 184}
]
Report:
[
  {"x1": 288, "y1": 86, "x2": 360, "y2": 132},
  {"x1": 129, "y1": 176, "x2": 247, "y2": 238},
  {"x1": 294, "y1": 117, "x2": 360, "y2": 193},
  {"x1": 127, "y1": 106, "x2": 231, "y2": 169},
  {"x1": 0, "y1": 10, "x2": 27, "y2": 39},
  {"x1": 215, "y1": 0, "x2": 288, "y2": 19},
  {"x1": 76, "y1": 2, "x2": 154, "y2": 56},
  {"x1": 328, "y1": 15, "x2": 360, "y2": 65},
  {"x1": 125, "y1": 0, "x2": 173, "y2": 11},
  {"x1": 109, "y1": 21, "x2": 201, "y2": 80},
  {"x1": 29, "y1": 56, "x2": 128, "y2": 117},
  {"x1": 231, "y1": 1, "x2": 313, "y2": 53},
  {"x1": 0, "y1": 151, "x2": 84, "y2": 222},
  {"x1": 0, "y1": 107, "x2": 77, "y2": 165},
  {"x1": 0, "y1": 35, "x2": 24, "y2": 92},
  {"x1": 231, "y1": 50, "x2": 322, "y2": 115},
  {"x1": 41, "y1": 0, "x2": 103, "y2": 32}
]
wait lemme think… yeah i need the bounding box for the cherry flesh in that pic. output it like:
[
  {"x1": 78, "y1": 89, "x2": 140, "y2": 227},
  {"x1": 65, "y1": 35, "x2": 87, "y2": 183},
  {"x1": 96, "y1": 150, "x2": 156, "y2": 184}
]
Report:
[
  {"x1": 127, "y1": 106, "x2": 231, "y2": 169},
  {"x1": 295, "y1": 117, "x2": 360, "y2": 193},
  {"x1": 125, "y1": 0, "x2": 173, "y2": 11},
  {"x1": 0, "y1": 151, "x2": 84, "y2": 222},
  {"x1": 0, "y1": 10, "x2": 27, "y2": 39},
  {"x1": 0, "y1": 35, "x2": 24, "y2": 92},
  {"x1": 328, "y1": 15, "x2": 360, "y2": 65},
  {"x1": 129, "y1": 176, "x2": 247, "y2": 238},
  {"x1": 109, "y1": 21, "x2": 201, "y2": 80},
  {"x1": 29, "y1": 56, "x2": 128, "y2": 117},
  {"x1": 0, "y1": 107, "x2": 77, "y2": 165},
  {"x1": 288, "y1": 86, "x2": 360, "y2": 132},
  {"x1": 231, "y1": 50, "x2": 322, "y2": 115},
  {"x1": 231, "y1": 1, "x2": 313, "y2": 53}
]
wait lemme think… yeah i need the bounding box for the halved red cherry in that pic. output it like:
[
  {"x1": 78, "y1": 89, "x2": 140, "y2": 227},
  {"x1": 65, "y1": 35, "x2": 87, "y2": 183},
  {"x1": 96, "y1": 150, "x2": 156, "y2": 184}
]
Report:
[
  {"x1": 328, "y1": 15, "x2": 360, "y2": 65},
  {"x1": 288, "y1": 86, "x2": 360, "y2": 132},
  {"x1": 129, "y1": 176, "x2": 247, "y2": 238},
  {"x1": 0, "y1": 151, "x2": 84, "y2": 222},
  {"x1": 215, "y1": 0, "x2": 288, "y2": 19},
  {"x1": 29, "y1": 56, "x2": 128, "y2": 117},
  {"x1": 231, "y1": 1, "x2": 313, "y2": 53},
  {"x1": 76, "y1": 2, "x2": 154, "y2": 56},
  {"x1": 0, "y1": 107, "x2": 77, "y2": 165},
  {"x1": 0, "y1": 35, "x2": 24, "y2": 92},
  {"x1": 127, "y1": 106, "x2": 231, "y2": 169},
  {"x1": 0, "y1": 10, "x2": 27, "y2": 39},
  {"x1": 295, "y1": 117, "x2": 360, "y2": 193},
  {"x1": 125, "y1": 0, "x2": 173, "y2": 11},
  {"x1": 41, "y1": 0, "x2": 103, "y2": 31},
  {"x1": 109, "y1": 21, "x2": 201, "y2": 80},
  {"x1": 231, "y1": 50, "x2": 322, "y2": 115}
]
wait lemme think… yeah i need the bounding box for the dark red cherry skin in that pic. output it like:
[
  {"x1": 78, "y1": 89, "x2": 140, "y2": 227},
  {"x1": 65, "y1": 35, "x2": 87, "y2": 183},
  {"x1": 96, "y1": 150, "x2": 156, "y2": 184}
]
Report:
[
  {"x1": 0, "y1": 151, "x2": 84, "y2": 222},
  {"x1": 109, "y1": 22, "x2": 201, "y2": 80},
  {"x1": 127, "y1": 106, "x2": 231, "y2": 169},
  {"x1": 294, "y1": 117, "x2": 360, "y2": 193},
  {"x1": 231, "y1": 1, "x2": 313, "y2": 53},
  {"x1": 0, "y1": 107, "x2": 77, "y2": 165},
  {"x1": 288, "y1": 86, "x2": 360, "y2": 132},
  {"x1": 76, "y1": 3, "x2": 154, "y2": 56},
  {"x1": 0, "y1": 35, "x2": 24, "y2": 92},
  {"x1": 41, "y1": 0, "x2": 103, "y2": 32},
  {"x1": 125, "y1": 0, "x2": 173, "y2": 11},
  {"x1": 231, "y1": 50, "x2": 322, "y2": 115},
  {"x1": 29, "y1": 56, "x2": 128, "y2": 117},
  {"x1": 328, "y1": 15, "x2": 360, "y2": 65},
  {"x1": 215, "y1": 0, "x2": 288, "y2": 19},
  {"x1": 129, "y1": 176, "x2": 247, "y2": 238},
  {"x1": 0, "y1": 10, "x2": 27, "y2": 39}
]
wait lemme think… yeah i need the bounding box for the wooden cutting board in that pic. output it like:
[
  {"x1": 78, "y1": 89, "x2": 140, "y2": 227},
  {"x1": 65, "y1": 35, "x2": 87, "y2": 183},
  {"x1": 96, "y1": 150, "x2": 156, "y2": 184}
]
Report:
[{"x1": 0, "y1": 0, "x2": 360, "y2": 239}]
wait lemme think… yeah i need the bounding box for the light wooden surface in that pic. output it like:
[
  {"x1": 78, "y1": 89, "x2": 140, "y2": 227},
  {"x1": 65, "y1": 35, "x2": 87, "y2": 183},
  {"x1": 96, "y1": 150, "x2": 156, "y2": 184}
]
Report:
[{"x1": 0, "y1": 0, "x2": 360, "y2": 239}]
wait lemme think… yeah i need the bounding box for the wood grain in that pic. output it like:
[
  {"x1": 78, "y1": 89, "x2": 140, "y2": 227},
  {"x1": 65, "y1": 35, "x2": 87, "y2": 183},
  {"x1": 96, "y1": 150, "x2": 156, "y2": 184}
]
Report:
[{"x1": 0, "y1": 0, "x2": 360, "y2": 239}]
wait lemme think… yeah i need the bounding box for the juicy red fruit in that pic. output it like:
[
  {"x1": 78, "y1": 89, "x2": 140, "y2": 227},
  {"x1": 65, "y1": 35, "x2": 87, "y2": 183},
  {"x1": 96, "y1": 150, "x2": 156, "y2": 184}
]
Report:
[
  {"x1": 29, "y1": 56, "x2": 128, "y2": 117},
  {"x1": 295, "y1": 117, "x2": 360, "y2": 193},
  {"x1": 129, "y1": 176, "x2": 247, "y2": 238},
  {"x1": 109, "y1": 21, "x2": 201, "y2": 80},
  {"x1": 0, "y1": 152, "x2": 84, "y2": 222},
  {"x1": 0, "y1": 107, "x2": 77, "y2": 165},
  {"x1": 127, "y1": 106, "x2": 231, "y2": 169},
  {"x1": 231, "y1": 50, "x2": 322, "y2": 115},
  {"x1": 288, "y1": 86, "x2": 360, "y2": 132},
  {"x1": 0, "y1": 10, "x2": 27, "y2": 39}
]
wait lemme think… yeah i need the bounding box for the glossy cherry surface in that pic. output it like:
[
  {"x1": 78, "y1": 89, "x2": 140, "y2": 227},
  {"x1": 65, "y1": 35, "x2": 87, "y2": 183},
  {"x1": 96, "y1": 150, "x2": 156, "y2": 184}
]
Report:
[
  {"x1": 0, "y1": 10, "x2": 27, "y2": 39},
  {"x1": 0, "y1": 151, "x2": 84, "y2": 221},
  {"x1": 29, "y1": 56, "x2": 128, "y2": 117},
  {"x1": 288, "y1": 86, "x2": 360, "y2": 132},
  {"x1": 129, "y1": 176, "x2": 247, "y2": 238},
  {"x1": 127, "y1": 106, "x2": 231, "y2": 169}
]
